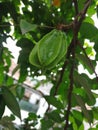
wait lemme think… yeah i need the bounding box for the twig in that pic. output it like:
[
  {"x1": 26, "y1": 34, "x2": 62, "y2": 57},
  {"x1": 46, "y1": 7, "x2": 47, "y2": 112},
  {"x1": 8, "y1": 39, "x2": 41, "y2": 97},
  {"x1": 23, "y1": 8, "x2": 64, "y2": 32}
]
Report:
[
  {"x1": 54, "y1": 60, "x2": 69, "y2": 95},
  {"x1": 0, "y1": 22, "x2": 73, "y2": 31},
  {"x1": 56, "y1": 23, "x2": 73, "y2": 30},
  {"x1": 73, "y1": 0, "x2": 79, "y2": 15},
  {"x1": 0, "y1": 23, "x2": 55, "y2": 29},
  {"x1": 64, "y1": 22, "x2": 77, "y2": 130},
  {"x1": 64, "y1": 54, "x2": 75, "y2": 130},
  {"x1": 77, "y1": 0, "x2": 92, "y2": 29},
  {"x1": 0, "y1": 24, "x2": 19, "y2": 27}
]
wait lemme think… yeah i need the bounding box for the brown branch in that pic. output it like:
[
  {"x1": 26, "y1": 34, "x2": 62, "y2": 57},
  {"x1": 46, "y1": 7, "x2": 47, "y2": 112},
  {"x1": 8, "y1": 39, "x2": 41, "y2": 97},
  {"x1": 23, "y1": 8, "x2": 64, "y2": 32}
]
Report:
[
  {"x1": 54, "y1": 60, "x2": 69, "y2": 95},
  {"x1": 64, "y1": 26, "x2": 77, "y2": 130},
  {"x1": 77, "y1": 0, "x2": 92, "y2": 30},
  {"x1": 45, "y1": 0, "x2": 92, "y2": 126},
  {"x1": 73, "y1": 0, "x2": 79, "y2": 15},
  {"x1": 0, "y1": 23, "x2": 55, "y2": 29},
  {"x1": 0, "y1": 23, "x2": 73, "y2": 30},
  {"x1": 64, "y1": 55, "x2": 75, "y2": 130},
  {"x1": 63, "y1": 1, "x2": 92, "y2": 129},
  {"x1": 80, "y1": 0, "x2": 91, "y2": 16},
  {"x1": 56, "y1": 23, "x2": 73, "y2": 31}
]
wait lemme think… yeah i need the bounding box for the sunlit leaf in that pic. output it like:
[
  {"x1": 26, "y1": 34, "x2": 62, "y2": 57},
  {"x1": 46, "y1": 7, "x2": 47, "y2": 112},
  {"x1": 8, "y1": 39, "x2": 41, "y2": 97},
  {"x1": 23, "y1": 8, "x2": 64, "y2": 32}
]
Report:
[
  {"x1": 79, "y1": 124, "x2": 84, "y2": 130},
  {"x1": 6, "y1": 76, "x2": 14, "y2": 86},
  {"x1": 20, "y1": 19, "x2": 37, "y2": 34},
  {"x1": 69, "y1": 116, "x2": 78, "y2": 130}
]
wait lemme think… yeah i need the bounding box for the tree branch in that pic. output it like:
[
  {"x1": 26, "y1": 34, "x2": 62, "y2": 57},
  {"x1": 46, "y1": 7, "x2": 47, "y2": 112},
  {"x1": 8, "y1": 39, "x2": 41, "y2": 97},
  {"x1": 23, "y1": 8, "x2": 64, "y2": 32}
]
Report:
[
  {"x1": 63, "y1": 1, "x2": 92, "y2": 129},
  {"x1": 77, "y1": 0, "x2": 92, "y2": 30},
  {"x1": 64, "y1": 24, "x2": 77, "y2": 130},
  {"x1": 64, "y1": 56, "x2": 75, "y2": 130},
  {"x1": 73, "y1": 0, "x2": 79, "y2": 15},
  {"x1": 45, "y1": 1, "x2": 93, "y2": 127}
]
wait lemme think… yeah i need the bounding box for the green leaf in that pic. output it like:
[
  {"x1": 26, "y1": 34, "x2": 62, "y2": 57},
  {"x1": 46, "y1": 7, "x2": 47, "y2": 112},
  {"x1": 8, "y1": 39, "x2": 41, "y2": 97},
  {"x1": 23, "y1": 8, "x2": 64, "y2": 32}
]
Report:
[
  {"x1": 84, "y1": 17, "x2": 94, "y2": 24},
  {"x1": 85, "y1": 47, "x2": 93, "y2": 55},
  {"x1": 0, "y1": 95, "x2": 5, "y2": 119},
  {"x1": 87, "y1": 2, "x2": 96, "y2": 16},
  {"x1": 74, "y1": 72, "x2": 96, "y2": 105},
  {"x1": 75, "y1": 95, "x2": 92, "y2": 124},
  {"x1": 16, "y1": 85, "x2": 25, "y2": 100},
  {"x1": 41, "y1": 118, "x2": 54, "y2": 130},
  {"x1": 72, "y1": 110, "x2": 83, "y2": 122},
  {"x1": 79, "y1": 124, "x2": 84, "y2": 130},
  {"x1": 47, "y1": 110, "x2": 63, "y2": 123},
  {"x1": 20, "y1": 19, "x2": 37, "y2": 34},
  {"x1": 6, "y1": 76, "x2": 14, "y2": 86},
  {"x1": 78, "y1": 0, "x2": 86, "y2": 11},
  {"x1": 16, "y1": 38, "x2": 34, "y2": 48},
  {"x1": 2, "y1": 86, "x2": 21, "y2": 119},
  {"x1": 0, "y1": 65, "x2": 4, "y2": 84},
  {"x1": 28, "y1": 112, "x2": 37, "y2": 121},
  {"x1": 69, "y1": 116, "x2": 78, "y2": 130},
  {"x1": 76, "y1": 53, "x2": 94, "y2": 74},
  {"x1": 44, "y1": 96, "x2": 64, "y2": 110},
  {"x1": 80, "y1": 22, "x2": 98, "y2": 43},
  {"x1": 89, "y1": 128, "x2": 98, "y2": 130},
  {"x1": 92, "y1": 107, "x2": 98, "y2": 120}
]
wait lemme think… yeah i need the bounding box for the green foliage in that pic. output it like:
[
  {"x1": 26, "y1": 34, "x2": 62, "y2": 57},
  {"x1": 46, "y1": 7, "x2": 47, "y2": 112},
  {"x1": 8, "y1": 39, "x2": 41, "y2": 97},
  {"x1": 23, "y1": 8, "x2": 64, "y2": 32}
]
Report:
[
  {"x1": 2, "y1": 86, "x2": 21, "y2": 119},
  {"x1": 0, "y1": 116, "x2": 16, "y2": 130},
  {"x1": 80, "y1": 22, "x2": 98, "y2": 43},
  {"x1": 45, "y1": 95, "x2": 64, "y2": 110},
  {"x1": 0, "y1": 95, "x2": 5, "y2": 119},
  {"x1": 20, "y1": 19, "x2": 37, "y2": 34},
  {"x1": 0, "y1": 0, "x2": 98, "y2": 130}
]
